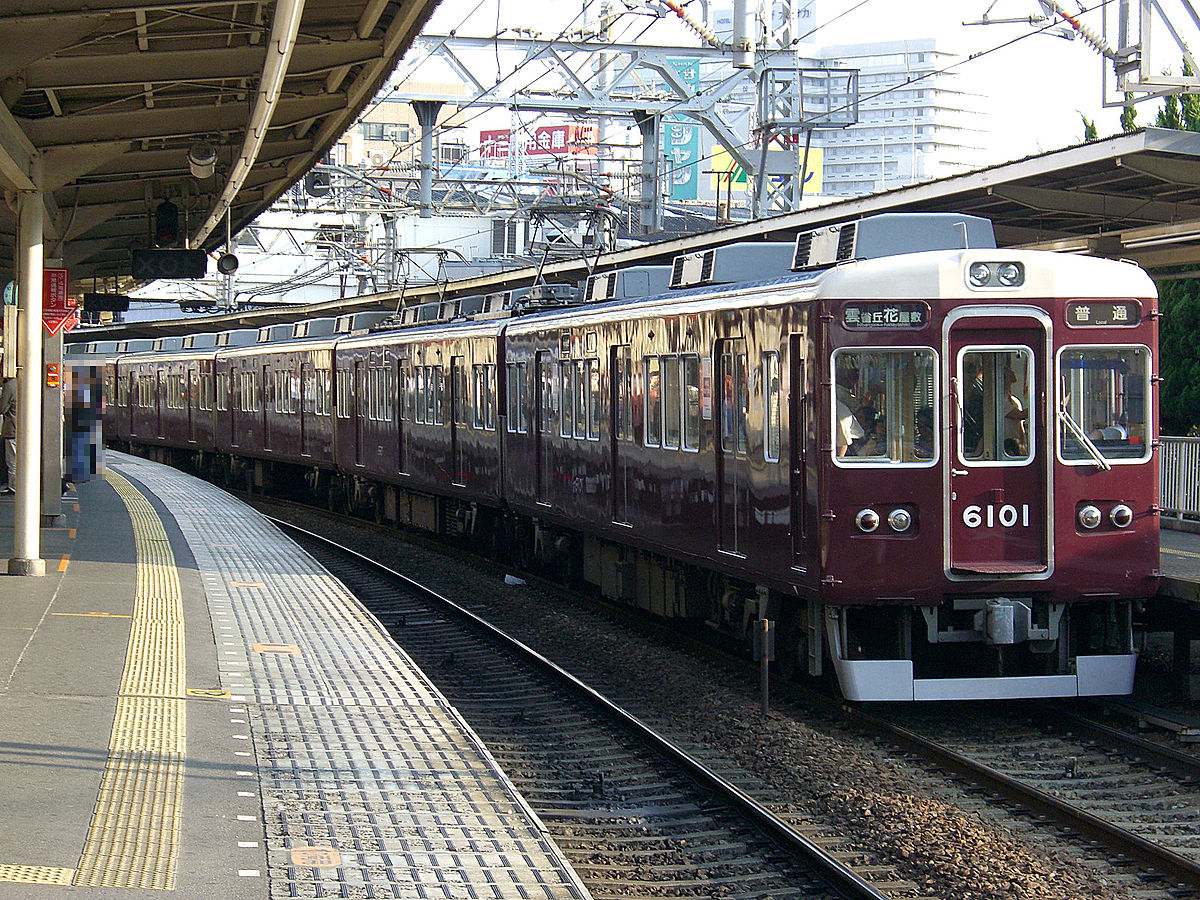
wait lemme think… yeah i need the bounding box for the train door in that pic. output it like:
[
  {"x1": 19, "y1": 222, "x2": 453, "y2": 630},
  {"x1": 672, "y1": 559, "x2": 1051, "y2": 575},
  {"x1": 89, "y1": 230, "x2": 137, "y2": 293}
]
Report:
[
  {"x1": 788, "y1": 336, "x2": 806, "y2": 567},
  {"x1": 187, "y1": 368, "x2": 196, "y2": 443},
  {"x1": 451, "y1": 355, "x2": 466, "y2": 486},
  {"x1": 947, "y1": 311, "x2": 1050, "y2": 576},
  {"x1": 354, "y1": 360, "x2": 364, "y2": 467},
  {"x1": 262, "y1": 364, "x2": 272, "y2": 450},
  {"x1": 155, "y1": 370, "x2": 164, "y2": 438},
  {"x1": 397, "y1": 358, "x2": 408, "y2": 474},
  {"x1": 611, "y1": 344, "x2": 632, "y2": 525},
  {"x1": 535, "y1": 350, "x2": 553, "y2": 505},
  {"x1": 230, "y1": 369, "x2": 239, "y2": 447},
  {"x1": 299, "y1": 362, "x2": 309, "y2": 457},
  {"x1": 717, "y1": 339, "x2": 749, "y2": 554}
]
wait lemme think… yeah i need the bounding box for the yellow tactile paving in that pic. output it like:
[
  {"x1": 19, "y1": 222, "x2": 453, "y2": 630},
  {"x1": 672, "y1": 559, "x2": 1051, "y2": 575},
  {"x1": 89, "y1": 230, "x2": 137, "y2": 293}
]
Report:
[
  {"x1": 70, "y1": 470, "x2": 186, "y2": 890},
  {"x1": 0, "y1": 864, "x2": 75, "y2": 885}
]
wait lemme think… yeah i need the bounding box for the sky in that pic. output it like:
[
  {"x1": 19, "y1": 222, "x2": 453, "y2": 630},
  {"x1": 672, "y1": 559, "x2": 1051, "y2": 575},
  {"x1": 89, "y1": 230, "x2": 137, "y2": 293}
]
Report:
[{"x1": 413, "y1": 0, "x2": 1200, "y2": 164}]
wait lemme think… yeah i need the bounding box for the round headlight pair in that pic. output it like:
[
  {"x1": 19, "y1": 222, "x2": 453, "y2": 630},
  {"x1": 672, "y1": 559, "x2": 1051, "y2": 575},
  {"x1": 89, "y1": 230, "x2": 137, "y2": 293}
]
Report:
[
  {"x1": 1078, "y1": 503, "x2": 1133, "y2": 529},
  {"x1": 967, "y1": 261, "x2": 1023, "y2": 287},
  {"x1": 856, "y1": 508, "x2": 912, "y2": 533}
]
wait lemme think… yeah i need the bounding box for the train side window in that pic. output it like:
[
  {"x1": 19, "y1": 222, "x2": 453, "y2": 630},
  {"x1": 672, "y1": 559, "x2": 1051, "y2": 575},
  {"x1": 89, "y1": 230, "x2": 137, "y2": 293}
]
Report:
[
  {"x1": 452, "y1": 359, "x2": 468, "y2": 426},
  {"x1": 682, "y1": 354, "x2": 700, "y2": 451},
  {"x1": 587, "y1": 359, "x2": 600, "y2": 440},
  {"x1": 644, "y1": 356, "x2": 662, "y2": 447},
  {"x1": 614, "y1": 346, "x2": 633, "y2": 442},
  {"x1": 559, "y1": 361, "x2": 574, "y2": 438},
  {"x1": 433, "y1": 366, "x2": 445, "y2": 425},
  {"x1": 662, "y1": 355, "x2": 681, "y2": 449},
  {"x1": 763, "y1": 351, "x2": 781, "y2": 462},
  {"x1": 539, "y1": 356, "x2": 555, "y2": 434},
  {"x1": 1058, "y1": 345, "x2": 1151, "y2": 464},
  {"x1": 720, "y1": 349, "x2": 749, "y2": 455},
  {"x1": 473, "y1": 365, "x2": 486, "y2": 429},
  {"x1": 506, "y1": 362, "x2": 526, "y2": 433},
  {"x1": 833, "y1": 348, "x2": 937, "y2": 465},
  {"x1": 575, "y1": 360, "x2": 588, "y2": 439}
]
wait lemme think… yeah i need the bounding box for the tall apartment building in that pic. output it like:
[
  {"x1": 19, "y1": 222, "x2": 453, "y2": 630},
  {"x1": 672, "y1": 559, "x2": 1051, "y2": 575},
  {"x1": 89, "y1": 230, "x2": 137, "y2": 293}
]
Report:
[{"x1": 808, "y1": 39, "x2": 986, "y2": 197}]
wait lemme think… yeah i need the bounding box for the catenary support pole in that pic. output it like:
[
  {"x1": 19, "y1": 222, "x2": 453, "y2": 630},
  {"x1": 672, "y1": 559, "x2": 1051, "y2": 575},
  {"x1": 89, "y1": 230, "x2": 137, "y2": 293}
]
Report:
[{"x1": 11, "y1": 158, "x2": 45, "y2": 576}]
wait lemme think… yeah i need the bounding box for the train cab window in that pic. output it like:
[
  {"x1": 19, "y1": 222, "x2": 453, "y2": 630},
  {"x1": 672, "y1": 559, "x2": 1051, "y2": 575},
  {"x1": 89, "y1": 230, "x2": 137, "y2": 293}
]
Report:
[
  {"x1": 644, "y1": 356, "x2": 662, "y2": 447},
  {"x1": 833, "y1": 348, "x2": 937, "y2": 465},
  {"x1": 1058, "y1": 345, "x2": 1151, "y2": 464},
  {"x1": 960, "y1": 348, "x2": 1032, "y2": 465}
]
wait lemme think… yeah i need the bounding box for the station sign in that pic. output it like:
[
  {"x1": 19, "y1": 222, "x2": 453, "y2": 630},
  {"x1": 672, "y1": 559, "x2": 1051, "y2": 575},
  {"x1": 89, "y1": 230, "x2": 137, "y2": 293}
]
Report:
[{"x1": 42, "y1": 267, "x2": 77, "y2": 335}]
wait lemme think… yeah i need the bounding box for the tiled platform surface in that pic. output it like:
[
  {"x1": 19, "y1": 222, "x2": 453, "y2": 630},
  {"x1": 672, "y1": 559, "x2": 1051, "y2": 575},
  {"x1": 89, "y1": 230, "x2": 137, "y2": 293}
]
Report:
[{"x1": 0, "y1": 451, "x2": 589, "y2": 899}]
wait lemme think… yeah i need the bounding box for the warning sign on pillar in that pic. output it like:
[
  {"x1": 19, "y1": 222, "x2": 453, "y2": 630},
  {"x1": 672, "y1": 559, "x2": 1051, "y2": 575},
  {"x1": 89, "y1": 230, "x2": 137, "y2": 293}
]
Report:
[{"x1": 42, "y1": 268, "x2": 77, "y2": 336}]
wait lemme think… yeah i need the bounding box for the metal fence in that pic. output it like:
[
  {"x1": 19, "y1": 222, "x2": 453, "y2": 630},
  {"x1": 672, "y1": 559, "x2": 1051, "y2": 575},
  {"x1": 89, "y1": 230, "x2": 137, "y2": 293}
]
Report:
[{"x1": 1161, "y1": 436, "x2": 1200, "y2": 520}]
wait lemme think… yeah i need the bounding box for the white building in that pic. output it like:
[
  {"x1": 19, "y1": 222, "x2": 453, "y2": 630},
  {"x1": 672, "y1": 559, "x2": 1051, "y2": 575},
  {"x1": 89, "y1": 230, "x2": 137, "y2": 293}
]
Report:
[{"x1": 808, "y1": 39, "x2": 987, "y2": 197}]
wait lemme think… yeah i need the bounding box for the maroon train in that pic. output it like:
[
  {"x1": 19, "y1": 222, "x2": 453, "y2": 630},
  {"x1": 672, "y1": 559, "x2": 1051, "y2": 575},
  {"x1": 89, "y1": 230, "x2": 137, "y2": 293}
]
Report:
[{"x1": 102, "y1": 213, "x2": 1159, "y2": 701}]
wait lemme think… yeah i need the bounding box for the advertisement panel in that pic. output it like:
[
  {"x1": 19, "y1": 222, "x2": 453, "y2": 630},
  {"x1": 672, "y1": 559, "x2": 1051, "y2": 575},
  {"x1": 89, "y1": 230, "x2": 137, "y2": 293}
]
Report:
[{"x1": 666, "y1": 58, "x2": 700, "y2": 201}]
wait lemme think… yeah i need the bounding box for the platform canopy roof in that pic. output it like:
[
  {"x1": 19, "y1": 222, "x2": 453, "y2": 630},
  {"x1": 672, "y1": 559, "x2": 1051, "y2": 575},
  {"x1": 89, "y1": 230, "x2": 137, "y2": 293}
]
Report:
[{"x1": 0, "y1": 0, "x2": 440, "y2": 289}]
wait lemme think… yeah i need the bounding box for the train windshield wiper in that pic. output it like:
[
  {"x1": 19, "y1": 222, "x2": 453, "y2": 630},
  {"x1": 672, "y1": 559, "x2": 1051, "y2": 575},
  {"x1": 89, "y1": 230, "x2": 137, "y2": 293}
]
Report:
[{"x1": 1058, "y1": 406, "x2": 1112, "y2": 471}]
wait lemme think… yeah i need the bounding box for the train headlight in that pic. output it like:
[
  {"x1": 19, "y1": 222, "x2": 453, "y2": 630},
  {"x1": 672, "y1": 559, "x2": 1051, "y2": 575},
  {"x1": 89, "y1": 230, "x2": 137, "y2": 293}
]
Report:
[
  {"x1": 888, "y1": 508, "x2": 912, "y2": 532},
  {"x1": 968, "y1": 263, "x2": 991, "y2": 287},
  {"x1": 1078, "y1": 505, "x2": 1102, "y2": 530},
  {"x1": 1110, "y1": 504, "x2": 1134, "y2": 528},
  {"x1": 856, "y1": 509, "x2": 880, "y2": 533},
  {"x1": 996, "y1": 262, "x2": 1024, "y2": 286}
]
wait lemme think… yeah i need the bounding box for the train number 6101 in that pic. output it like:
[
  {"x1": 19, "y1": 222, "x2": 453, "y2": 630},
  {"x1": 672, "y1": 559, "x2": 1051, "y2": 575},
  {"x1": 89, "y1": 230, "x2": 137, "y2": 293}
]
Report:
[{"x1": 962, "y1": 503, "x2": 1031, "y2": 529}]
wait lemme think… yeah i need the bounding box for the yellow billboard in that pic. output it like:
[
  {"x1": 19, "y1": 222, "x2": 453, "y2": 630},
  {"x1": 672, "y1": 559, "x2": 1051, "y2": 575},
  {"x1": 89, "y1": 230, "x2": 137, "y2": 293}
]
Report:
[{"x1": 709, "y1": 145, "x2": 823, "y2": 195}]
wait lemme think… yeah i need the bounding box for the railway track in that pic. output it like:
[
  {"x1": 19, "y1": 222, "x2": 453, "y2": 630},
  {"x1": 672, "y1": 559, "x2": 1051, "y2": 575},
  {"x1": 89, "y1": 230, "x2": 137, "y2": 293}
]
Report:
[
  {"x1": 277, "y1": 518, "x2": 909, "y2": 900},
  {"x1": 249, "y1": 493, "x2": 1187, "y2": 899},
  {"x1": 868, "y1": 704, "x2": 1200, "y2": 894}
]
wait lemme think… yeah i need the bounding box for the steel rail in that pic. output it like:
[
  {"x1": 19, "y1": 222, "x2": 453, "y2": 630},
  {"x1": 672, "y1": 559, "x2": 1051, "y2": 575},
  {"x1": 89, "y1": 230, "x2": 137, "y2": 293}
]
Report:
[
  {"x1": 270, "y1": 515, "x2": 891, "y2": 900},
  {"x1": 850, "y1": 707, "x2": 1200, "y2": 891}
]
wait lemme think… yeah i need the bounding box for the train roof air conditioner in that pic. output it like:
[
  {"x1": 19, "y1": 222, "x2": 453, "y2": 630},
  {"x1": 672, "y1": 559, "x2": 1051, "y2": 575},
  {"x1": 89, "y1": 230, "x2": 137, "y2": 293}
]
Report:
[
  {"x1": 669, "y1": 242, "x2": 796, "y2": 289},
  {"x1": 336, "y1": 312, "x2": 391, "y2": 334},
  {"x1": 792, "y1": 213, "x2": 997, "y2": 270},
  {"x1": 518, "y1": 283, "x2": 577, "y2": 310},
  {"x1": 584, "y1": 265, "x2": 673, "y2": 302},
  {"x1": 293, "y1": 317, "x2": 335, "y2": 339},
  {"x1": 256, "y1": 324, "x2": 293, "y2": 343}
]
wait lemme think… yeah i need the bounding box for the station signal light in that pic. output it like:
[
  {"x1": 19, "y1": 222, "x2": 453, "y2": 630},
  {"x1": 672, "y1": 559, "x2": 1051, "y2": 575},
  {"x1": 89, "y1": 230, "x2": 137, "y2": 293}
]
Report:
[{"x1": 154, "y1": 199, "x2": 180, "y2": 247}]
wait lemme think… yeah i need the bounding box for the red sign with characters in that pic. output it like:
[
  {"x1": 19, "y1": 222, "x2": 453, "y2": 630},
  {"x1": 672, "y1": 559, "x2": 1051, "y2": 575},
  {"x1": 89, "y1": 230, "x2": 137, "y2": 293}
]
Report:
[{"x1": 42, "y1": 267, "x2": 77, "y2": 335}]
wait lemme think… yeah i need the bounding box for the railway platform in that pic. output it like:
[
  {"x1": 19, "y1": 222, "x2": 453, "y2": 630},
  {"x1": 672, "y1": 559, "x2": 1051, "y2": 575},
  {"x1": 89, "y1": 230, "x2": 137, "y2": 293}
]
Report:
[{"x1": 0, "y1": 451, "x2": 589, "y2": 899}]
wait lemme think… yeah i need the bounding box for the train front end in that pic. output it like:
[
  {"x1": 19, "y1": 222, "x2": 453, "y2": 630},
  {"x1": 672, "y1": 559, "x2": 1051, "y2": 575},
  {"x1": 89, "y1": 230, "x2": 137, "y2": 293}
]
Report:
[{"x1": 818, "y1": 248, "x2": 1158, "y2": 701}]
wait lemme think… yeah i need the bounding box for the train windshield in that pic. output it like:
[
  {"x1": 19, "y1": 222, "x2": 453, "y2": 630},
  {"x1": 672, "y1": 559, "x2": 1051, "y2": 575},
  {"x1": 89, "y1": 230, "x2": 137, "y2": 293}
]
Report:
[
  {"x1": 959, "y1": 347, "x2": 1034, "y2": 465},
  {"x1": 833, "y1": 348, "x2": 937, "y2": 464},
  {"x1": 1057, "y1": 346, "x2": 1151, "y2": 463}
]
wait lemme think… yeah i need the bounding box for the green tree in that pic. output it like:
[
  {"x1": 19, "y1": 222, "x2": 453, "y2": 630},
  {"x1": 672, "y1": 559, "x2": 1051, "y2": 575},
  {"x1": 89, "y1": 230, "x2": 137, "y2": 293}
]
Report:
[
  {"x1": 1121, "y1": 93, "x2": 1137, "y2": 132},
  {"x1": 1153, "y1": 60, "x2": 1200, "y2": 130},
  {"x1": 1157, "y1": 278, "x2": 1200, "y2": 435},
  {"x1": 1080, "y1": 113, "x2": 1098, "y2": 141},
  {"x1": 1180, "y1": 60, "x2": 1200, "y2": 128}
]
